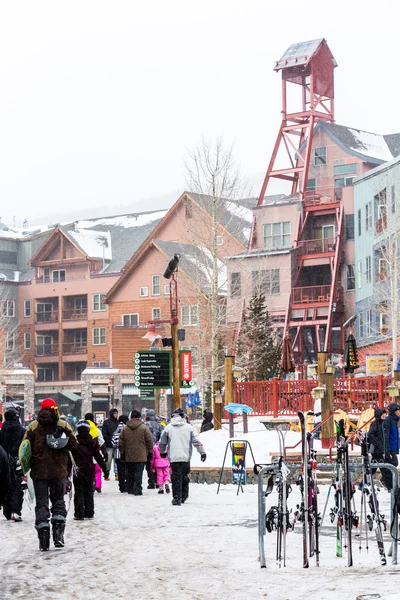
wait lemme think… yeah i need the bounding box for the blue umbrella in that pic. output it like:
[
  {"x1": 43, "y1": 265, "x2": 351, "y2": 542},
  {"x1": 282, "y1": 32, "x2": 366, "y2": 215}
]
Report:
[
  {"x1": 224, "y1": 403, "x2": 254, "y2": 415},
  {"x1": 187, "y1": 393, "x2": 193, "y2": 408},
  {"x1": 193, "y1": 390, "x2": 201, "y2": 406}
]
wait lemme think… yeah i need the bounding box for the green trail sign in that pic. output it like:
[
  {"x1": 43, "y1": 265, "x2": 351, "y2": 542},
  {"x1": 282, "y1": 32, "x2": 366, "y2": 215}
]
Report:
[{"x1": 134, "y1": 351, "x2": 172, "y2": 389}]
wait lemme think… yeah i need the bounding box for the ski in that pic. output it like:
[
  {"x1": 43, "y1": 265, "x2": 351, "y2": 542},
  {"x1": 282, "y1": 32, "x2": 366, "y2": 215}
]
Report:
[
  {"x1": 298, "y1": 411, "x2": 309, "y2": 568},
  {"x1": 358, "y1": 431, "x2": 387, "y2": 566},
  {"x1": 334, "y1": 420, "x2": 344, "y2": 558},
  {"x1": 308, "y1": 432, "x2": 320, "y2": 566},
  {"x1": 341, "y1": 419, "x2": 354, "y2": 567}
]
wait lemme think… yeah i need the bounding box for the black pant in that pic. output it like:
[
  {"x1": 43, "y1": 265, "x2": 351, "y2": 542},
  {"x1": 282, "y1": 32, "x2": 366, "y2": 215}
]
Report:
[
  {"x1": 371, "y1": 451, "x2": 397, "y2": 490},
  {"x1": 73, "y1": 476, "x2": 95, "y2": 518},
  {"x1": 33, "y1": 479, "x2": 66, "y2": 526},
  {"x1": 3, "y1": 470, "x2": 24, "y2": 519},
  {"x1": 126, "y1": 462, "x2": 145, "y2": 495},
  {"x1": 116, "y1": 459, "x2": 127, "y2": 492},
  {"x1": 171, "y1": 462, "x2": 190, "y2": 502},
  {"x1": 145, "y1": 459, "x2": 156, "y2": 487}
]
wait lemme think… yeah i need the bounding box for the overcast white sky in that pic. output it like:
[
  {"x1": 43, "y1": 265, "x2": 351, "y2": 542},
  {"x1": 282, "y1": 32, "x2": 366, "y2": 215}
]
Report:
[{"x1": 1, "y1": 0, "x2": 399, "y2": 226}]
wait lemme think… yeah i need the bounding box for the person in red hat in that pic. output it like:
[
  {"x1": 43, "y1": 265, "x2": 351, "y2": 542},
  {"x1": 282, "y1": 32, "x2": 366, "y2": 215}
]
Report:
[{"x1": 22, "y1": 397, "x2": 78, "y2": 551}]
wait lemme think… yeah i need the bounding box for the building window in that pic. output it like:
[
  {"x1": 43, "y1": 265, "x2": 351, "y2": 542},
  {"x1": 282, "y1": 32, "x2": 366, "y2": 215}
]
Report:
[
  {"x1": 365, "y1": 201, "x2": 372, "y2": 231},
  {"x1": 122, "y1": 314, "x2": 139, "y2": 327},
  {"x1": 93, "y1": 327, "x2": 106, "y2": 345},
  {"x1": 366, "y1": 309, "x2": 372, "y2": 338},
  {"x1": 334, "y1": 164, "x2": 357, "y2": 176},
  {"x1": 359, "y1": 312, "x2": 364, "y2": 339},
  {"x1": 306, "y1": 178, "x2": 316, "y2": 190},
  {"x1": 24, "y1": 332, "x2": 31, "y2": 350},
  {"x1": 74, "y1": 296, "x2": 87, "y2": 312},
  {"x1": 6, "y1": 332, "x2": 15, "y2": 351},
  {"x1": 391, "y1": 185, "x2": 396, "y2": 214},
  {"x1": 152, "y1": 308, "x2": 161, "y2": 321},
  {"x1": 93, "y1": 294, "x2": 106, "y2": 312},
  {"x1": 152, "y1": 275, "x2": 160, "y2": 296},
  {"x1": 345, "y1": 214, "x2": 354, "y2": 240},
  {"x1": 253, "y1": 269, "x2": 280, "y2": 295},
  {"x1": 230, "y1": 272, "x2": 241, "y2": 298},
  {"x1": 24, "y1": 300, "x2": 31, "y2": 317},
  {"x1": 44, "y1": 267, "x2": 50, "y2": 283},
  {"x1": 216, "y1": 236, "x2": 223, "y2": 246},
  {"x1": 164, "y1": 284, "x2": 170, "y2": 295},
  {"x1": 379, "y1": 306, "x2": 389, "y2": 334},
  {"x1": 314, "y1": 147, "x2": 327, "y2": 166},
  {"x1": 357, "y1": 260, "x2": 362, "y2": 288},
  {"x1": 335, "y1": 176, "x2": 354, "y2": 187},
  {"x1": 366, "y1": 256, "x2": 371, "y2": 283},
  {"x1": 140, "y1": 286, "x2": 149, "y2": 297},
  {"x1": 181, "y1": 306, "x2": 199, "y2": 326},
  {"x1": 37, "y1": 367, "x2": 55, "y2": 382},
  {"x1": 190, "y1": 346, "x2": 199, "y2": 366},
  {"x1": 2, "y1": 300, "x2": 15, "y2": 317},
  {"x1": 378, "y1": 258, "x2": 387, "y2": 280},
  {"x1": 52, "y1": 270, "x2": 66, "y2": 282},
  {"x1": 73, "y1": 331, "x2": 87, "y2": 346},
  {"x1": 263, "y1": 222, "x2": 291, "y2": 250},
  {"x1": 346, "y1": 265, "x2": 355, "y2": 290},
  {"x1": 357, "y1": 209, "x2": 362, "y2": 237}
]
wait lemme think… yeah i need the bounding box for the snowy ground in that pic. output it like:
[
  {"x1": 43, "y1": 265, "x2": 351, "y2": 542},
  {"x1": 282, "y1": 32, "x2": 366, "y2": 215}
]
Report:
[{"x1": 1, "y1": 477, "x2": 399, "y2": 600}]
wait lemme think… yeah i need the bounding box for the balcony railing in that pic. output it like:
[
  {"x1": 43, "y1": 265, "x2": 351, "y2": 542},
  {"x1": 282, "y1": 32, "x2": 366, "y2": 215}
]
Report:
[
  {"x1": 292, "y1": 285, "x2": 343, "y2": 305},
  {"x1": 304, "y1": 188, "x2": 342, "y2": 207},
  {"x1": 62, "y1": 309, "x2": 88, "y2": 321},
  {"x1": 297, "y1": 237, "x2": 336, "y2": 255},
  {"x1": 62, "y1": 343, "x2": 88, "y2": 355},
  {"x1": 35, "y1": 311, "x2": 59, "y2": 324},
  {"x1": 36, "y1": 275, "x2": 86, "y2": 284},
  {"x1": 35, "y1": 344, "x2": 59, "y2": 357}
]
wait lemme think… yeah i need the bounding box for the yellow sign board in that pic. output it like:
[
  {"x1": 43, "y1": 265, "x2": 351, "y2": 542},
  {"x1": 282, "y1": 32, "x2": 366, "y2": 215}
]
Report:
[{"x1": 366, "y1": 355, "x2": 389, "y2": 376}]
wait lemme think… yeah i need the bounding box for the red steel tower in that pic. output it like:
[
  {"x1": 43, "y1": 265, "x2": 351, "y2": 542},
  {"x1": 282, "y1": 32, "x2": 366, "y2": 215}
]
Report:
[{"x1": 253, "y1": 39, "x2": 344, "y2": 363}]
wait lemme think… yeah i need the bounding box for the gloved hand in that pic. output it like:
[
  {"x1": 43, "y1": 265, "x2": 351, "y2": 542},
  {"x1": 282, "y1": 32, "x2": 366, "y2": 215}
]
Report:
[
  {"x1": 104, "y1": 470, "x2": 110, "y2": 480},
  {"x1": 200, "y1": 453, "x2": 207, "y2": 463},
  {"x1": 160, "y1": 452, "x2": 167, "y2": 459}
]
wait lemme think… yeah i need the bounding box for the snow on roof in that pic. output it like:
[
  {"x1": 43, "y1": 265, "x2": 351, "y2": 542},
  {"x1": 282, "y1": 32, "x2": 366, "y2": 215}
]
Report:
[
  {"x1": 223, "y1": 200, "x2": 253, "y2": 224},
  {"x1": 274, "y1": 38, "x2": 324, "y2": 70},
  {"x1": 75, "y1": 210, "x2": 168, "y2": 230},
  {"x1": 68, "y1": 229, "x2": 112, "y2": 260},
  {"x1": 348, "y1": 129, "x2": 394, "y2": 162}
]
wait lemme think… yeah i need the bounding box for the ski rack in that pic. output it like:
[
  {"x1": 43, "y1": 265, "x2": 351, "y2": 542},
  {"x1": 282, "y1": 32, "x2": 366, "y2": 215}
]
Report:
[
  {"x1": 216, "y1": 439, "x2": 256, "y2": 495},
  {"x1": 256, "y1": 463, "x2": 282, "y2": 568}
]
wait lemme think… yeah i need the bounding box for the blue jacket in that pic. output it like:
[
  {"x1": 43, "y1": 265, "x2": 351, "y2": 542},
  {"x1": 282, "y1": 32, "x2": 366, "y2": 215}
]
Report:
[{"x1": 387, "y1": 404, "x2": 400, "y2": 453}]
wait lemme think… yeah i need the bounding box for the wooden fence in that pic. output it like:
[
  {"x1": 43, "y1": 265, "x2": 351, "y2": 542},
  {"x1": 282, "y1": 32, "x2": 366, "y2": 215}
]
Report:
[{"x1": 233, "y1": 376, "x2": 393, "y2": 416}]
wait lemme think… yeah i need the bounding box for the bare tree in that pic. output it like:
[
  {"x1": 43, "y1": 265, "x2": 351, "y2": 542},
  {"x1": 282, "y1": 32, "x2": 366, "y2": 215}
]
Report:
[{"x1": 0, "y1": 284, "x2": 20, "y2": 369}]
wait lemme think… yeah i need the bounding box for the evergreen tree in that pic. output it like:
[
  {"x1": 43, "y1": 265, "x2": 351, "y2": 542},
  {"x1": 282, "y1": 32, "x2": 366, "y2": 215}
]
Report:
[{"x1": 237, "y1": 292, "x2": 282, "y2": 380}]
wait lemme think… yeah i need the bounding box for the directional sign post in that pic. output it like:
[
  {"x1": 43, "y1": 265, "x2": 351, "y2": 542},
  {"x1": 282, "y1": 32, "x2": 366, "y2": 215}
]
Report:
[{"x1": 134, "y1": 351, "x2": 172, "y2": 389}]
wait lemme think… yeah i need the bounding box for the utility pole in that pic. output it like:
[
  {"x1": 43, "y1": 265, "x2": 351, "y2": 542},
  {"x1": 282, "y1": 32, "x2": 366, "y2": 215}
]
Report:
[{"x1": 163, "y1": 254, "x2": 181, "y2": 410}]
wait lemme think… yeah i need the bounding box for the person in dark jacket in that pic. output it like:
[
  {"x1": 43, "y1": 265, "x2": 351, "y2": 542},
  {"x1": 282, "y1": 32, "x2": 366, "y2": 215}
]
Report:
[
  {"x1": 118, "y1": 410, "x2": 153, "y2": 495},
  {"x1": 23, "y1": 398, "x2": 78, "y2": 551},
  {"x1": 102, "y1": 409, "x2": 119, "y2": 477},
  {"x1": 73, "y1": 421, "x2": 109, "y2": 520},
  {"x1": 200, "y1": 411, "x2": 214, "y2": 433},
  {"x1": 0, "y1": 408, "x2": 25, "y2": 520},
  {"x1": 0, "y1": 446, "x2": 11, "y2": 509},
  {"x1": 368, "y1": 408, "x2": 392, "y2": 490},
  {"x1": 386, "y1": 403, "x2": 400, "y2": 458},
  {"x1": 145, "y1": 409, "x2": 163, "y2": 489}
]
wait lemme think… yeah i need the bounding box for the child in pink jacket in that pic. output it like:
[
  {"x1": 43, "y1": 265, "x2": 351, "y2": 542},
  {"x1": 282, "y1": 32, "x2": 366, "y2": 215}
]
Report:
[{"x1": 151, "y1": 442, "x2": 171, "y2": 494}]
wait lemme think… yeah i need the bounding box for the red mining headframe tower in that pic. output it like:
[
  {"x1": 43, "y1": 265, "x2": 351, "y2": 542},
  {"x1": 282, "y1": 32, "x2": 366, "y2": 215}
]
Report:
[{"x1": 253, "y1": 39, "x2": 343, "y2": 364}]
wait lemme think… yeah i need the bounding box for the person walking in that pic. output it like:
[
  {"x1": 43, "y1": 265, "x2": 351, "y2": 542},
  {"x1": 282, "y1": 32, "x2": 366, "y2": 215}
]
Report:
[
  {"x1": 111, "y1": 415, "x2": 129, "y2": 493},
  {"x1": 368, "y1": 408, "x2": 392, "y2": 489},
  {"x1": 151, "y1": 441, "x2": 170, "y2": 494},
  {"x1": 159, "y1": 408, "x2": 206, "y2": 506},
  {"x1": 118, "y1": 410, "x2": 153, "y2": 496},
  {"x1": 22, "y1": 398, "x2": 78, "y2": 551},
  {"x1": 102, "y1": 409, "x2": 119, "y2": 478},
  {"x1": 384, "y1": 403, "x2": 400, "y2": 475},
  {"x1": 0, "y1": 407, "x2": 26, "y2": 521},
  {"x1": 145, "y1": 409, "x2": 163, "y2": 489},
  {"x1": 73, "y1": 420, "x2": 109, "y2": 520},
  {"x1": 85, "y1": 412, "x2": 108, "y2": 493},
  {"x1": 200, "y1": 411, "x2": 214, "y2": 433}
]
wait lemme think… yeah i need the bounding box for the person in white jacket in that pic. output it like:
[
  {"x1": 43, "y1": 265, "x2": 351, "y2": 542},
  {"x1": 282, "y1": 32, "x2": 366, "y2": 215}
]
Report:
[{"x1": 159, "y1": 408, "x2": 206, "y2": 505}]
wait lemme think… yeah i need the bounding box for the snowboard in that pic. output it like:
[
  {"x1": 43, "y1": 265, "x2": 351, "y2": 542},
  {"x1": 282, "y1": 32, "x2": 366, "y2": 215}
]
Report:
[{"x1": 18, "y1": 439, "x2": 32, "y2": 475}]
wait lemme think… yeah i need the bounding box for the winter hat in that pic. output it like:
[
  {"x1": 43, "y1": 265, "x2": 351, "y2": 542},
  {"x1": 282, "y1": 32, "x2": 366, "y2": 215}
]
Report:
[
  {"x1": 76, "y1": 420, "x2": 91, "y2": 430},
  {"x1": 374, "y1": 408, "x2": 387, "y2": 419},
  {"x1": 4, "y1": 408, "x2": 19, "y2": 422},
  {"x1": 41, "y1": 398, "x2": 57, "y2": 410},
  {"x1": 172, "y1": 408, "x2": 185, "y2": 419},
  {"x1": 129, "y1": 410, "x2": 141, "y2": 420},
  {"x1": 119, "y1": 415, "x2": 129, "y2": 424}
]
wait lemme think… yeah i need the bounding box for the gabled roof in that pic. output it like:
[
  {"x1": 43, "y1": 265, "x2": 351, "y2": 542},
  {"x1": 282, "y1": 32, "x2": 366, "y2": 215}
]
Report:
[
  {"x1": 274, "y1": 38, "x2": 325, "y2": 70},
  {"x1": 61, "y1": 226, "x2": 112, "y2": 260},
  {"x1": 153, "y1": 239, "x2": 227, "y2": 295},
  {"x1": 312, "y1": 122, "x2": 400, "y2": 164}
]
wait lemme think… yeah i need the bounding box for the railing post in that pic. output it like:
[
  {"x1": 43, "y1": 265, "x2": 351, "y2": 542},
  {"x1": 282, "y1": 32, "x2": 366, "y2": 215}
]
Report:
[
  {"x1": 272, "y1": 377, "x2": 278, "y2": 417},
  {"x1": 378, "y1": 375, "x2": 384, "y2": 409}
]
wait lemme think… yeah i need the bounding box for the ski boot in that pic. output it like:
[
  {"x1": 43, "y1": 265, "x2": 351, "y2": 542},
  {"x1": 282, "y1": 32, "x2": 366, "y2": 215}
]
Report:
[
  {"x1": 52, "y1": 515, "x2": 66, "y2": 548},
  {"x1": 36, "y1": 523, "x2": 50, "y2": 551}
]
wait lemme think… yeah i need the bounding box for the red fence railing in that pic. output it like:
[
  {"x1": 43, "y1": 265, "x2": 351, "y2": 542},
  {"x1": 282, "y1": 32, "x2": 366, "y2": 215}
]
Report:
[{"x1": 233, "y1": 376, "x2": 393, "y2": 416}]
